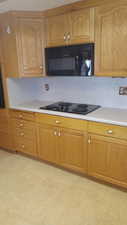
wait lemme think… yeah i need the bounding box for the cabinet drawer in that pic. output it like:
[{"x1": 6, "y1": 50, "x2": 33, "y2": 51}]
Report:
[
  {"x1": 88, "y1": 121, "x2": 127, "y2": 140},
  {"x1": 36, "y1": 113, "x2": 87, "y2": 131},
  {"x1": 10, "y1": 110, "x2": 35, "y2": 121},
  {"x1": 12, "y1": 119, "x2": 36, "y2": 139},
  {"x1": 14, "y1": 127, "x2": 36, "y2": 139},
  {"x1": 0, "y1": 132, "x2": 12, "y2": 150},
  {"x1": 11, "y1": 119, "x2": 35, "y2": 131},
  {"x1": 15, "y1": 137, "x2": 37, "y2": 156}
]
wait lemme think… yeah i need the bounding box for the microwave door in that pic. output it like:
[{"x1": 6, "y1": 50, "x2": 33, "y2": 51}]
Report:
[{"x1": 48, "y1": 56, "x2": 76, "y2": 76}]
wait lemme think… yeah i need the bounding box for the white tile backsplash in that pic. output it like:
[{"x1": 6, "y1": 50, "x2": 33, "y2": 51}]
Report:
[
  {"x1": 7, "y1": 78, "x2": 41, "y2": 106},
  {"x1": 7, "y1": 76, "x2": 127, "y2": 109}
]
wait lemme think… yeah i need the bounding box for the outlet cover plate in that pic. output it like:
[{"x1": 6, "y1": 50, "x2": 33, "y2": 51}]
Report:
[{"x1": 119, "y1": 87, "x2": 127, "y2": 95}]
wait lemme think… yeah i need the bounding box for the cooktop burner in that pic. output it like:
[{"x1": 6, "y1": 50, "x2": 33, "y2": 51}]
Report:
[{"x1": 40, "y1": 102, "x2": 100, "y2": 115}]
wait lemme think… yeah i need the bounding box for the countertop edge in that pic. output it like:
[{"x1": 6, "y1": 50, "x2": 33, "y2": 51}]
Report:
[{"x1": 9, "y1": 105, "x2": 127, "y2": 127}]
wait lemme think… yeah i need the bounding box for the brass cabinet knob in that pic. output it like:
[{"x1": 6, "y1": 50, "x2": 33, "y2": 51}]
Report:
[
  {"x1": 64, "y1": 34, "x2": 66, "y2": 40},
  {"x1": 88, "y1": 139, "x2": 91, "y2": 144},
  {"x1": 67, "y1": 32, "x2": 71, "y2": 40},
  {"x1": 58, "y1": 132, "x2": 61, "y2": 137},
  {"x1": 107, "y1": 130, "x2": 113, "y2": 134},
  {"x1": 19, "y1": 124, "x2": 23, "y2": 127},
  {"x1": 54, "y1": 131, "x2": 57, "y2": 136},
  {"x1": 19, "y1": 114, "x2": 23, "y2": 119},
  {"x1": 55, "y1": 120, "x2": 61, "y2": 124}
]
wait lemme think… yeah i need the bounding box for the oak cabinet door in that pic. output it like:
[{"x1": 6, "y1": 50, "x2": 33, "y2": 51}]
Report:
[
  {"x1": 88, "y1": 135, "x2": 109, "y2": 178},
  {"x1": 95, "y1": 3, "x2": 127, "y2": 76},
  {"x1": 0, "y1": 132, "x2": 12, "y2": 150},
  {"x1": 17, "y1": 18, "x2": 43, "y2": 76},
  {"x1": 0, "y1": 109, "x2": 13, "y2": 151},
  {"x1": 58, "y1": 128, "x2": 87, "y2": 173},
  {"x1": 69, "y1": 8, "x2": 94, "y2": 44},
  {"x1": 88, "y1": 134, "x2": 127, "y2": 188},
  {"x1": 108, "y1": 140, "x2": 127, "y2": 184},
  {"x1": 37, "y1": 125, "x2": 58, "y2": 163},
  {"x1": 45, "y1": 14, "x2": 69, "y2": 47}
]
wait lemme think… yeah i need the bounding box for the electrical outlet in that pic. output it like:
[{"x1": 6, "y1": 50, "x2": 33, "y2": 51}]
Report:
[
  {"x1": 44, "y1": 83, "x2": 50, "y2": 91},
  {"x1": 119, "y1": 87, "x2": 127, "y2": 95}
]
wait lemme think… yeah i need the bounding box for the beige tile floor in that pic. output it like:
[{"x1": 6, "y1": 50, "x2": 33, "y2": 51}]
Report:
[{"x1": 0, "y1": 149, "x2": 127, "y2": 225}]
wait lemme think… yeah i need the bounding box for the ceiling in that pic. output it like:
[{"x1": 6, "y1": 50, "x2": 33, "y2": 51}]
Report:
[{"x1": 0, "y1": 0, "x2": 81, "y2": 12}]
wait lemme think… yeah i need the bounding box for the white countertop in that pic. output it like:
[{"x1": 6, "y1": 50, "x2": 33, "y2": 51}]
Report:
[{"x1": 10, "y1": 100, "x2": 127, "y2": 127}]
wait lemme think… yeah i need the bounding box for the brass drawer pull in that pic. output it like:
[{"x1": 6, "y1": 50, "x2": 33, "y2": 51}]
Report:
[
  {"x1": 107, "y1": 130, "x2": 113, "y2": 134},
  {"x1": 20, "y1": 133, "x2": 24, "y2": 136},
  {"x1": 64, "y1": 34, "x2": 66, "y2": 40},
  {"x1": 54, "y1": 131, "x2": 57, "y2": 136},
  {"x1": 19, "y1": 124, "x2": 24, "y2": 127},
  {"x1": 67, "y1": 32, "x2": 71, "y2": 40},
  {"x1": 58, "y1": 132, "x2": 61, "y2": 137},
  {"x1": 19, "y1": 114, "x2": 23, "y2": 119},
  {"x1": 22, "y1": 145, "x2": 25, "y2": 148},
  {"x1": 88, "y1": 139, "x2": 91, "y2": 144},
  {"x1": 55, "y1": 120, "x2": 61, "y2": 124}
]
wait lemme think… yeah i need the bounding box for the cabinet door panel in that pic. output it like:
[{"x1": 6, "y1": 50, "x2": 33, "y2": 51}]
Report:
[
  {"x1": 46, "y1": 14, "x2": 69, "y2": 47},
  {"x1": 58, "y1": 128, "x2": 87, "y2": 173},
  {"x1": 69, "y1": 8, "x2": 94, "y2": 44},
  {"x1": 17, "y1": 18, "x2": 43, "y2": 76},
  {"x1": 108, "y1": 142, "x2": 127, "y2": 183},
  {"x1": 0, "y1": 132, "x2": 12, "y2": 150},
  {"x1": 95, "y1": 3, "x2": 127, "y2": 76},
  {"x1": 88, "y1": 134, "x2": 127, "y2": 188},
  {"x1": 88, "y1": 135, "x2": 109, "y2": 177},
  {"x1": 37, "y1": 125, "x2": 58, "y2": 163}
]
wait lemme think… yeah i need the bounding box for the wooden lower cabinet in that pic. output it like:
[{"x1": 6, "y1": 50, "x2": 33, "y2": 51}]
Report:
[
  {"x1": 37, "y1": 124, "x2": 87, "y2": 174},
  {"x1": 37, "y1": 125, "x2": 58, "y2": 163},
  {"x1": 58, "y1": 128, "x2": 87, "y2": 173},
  {"x1": 3, "y1": 110, "x2": 127, "y2": 189},
  {"x1": 0, "y1": 109, "x2": 13, "y2": 151},
  {"x1": 0, "y1": 131, "x2": 12, "y2": 150},
  {"x1": 10, "y1": 110, "x2": 37, "y2": 157},
  {"x1": 14, "y1": 137, "x2": 37, "y2": 157},
  {"x1": 88, "y1": 134, "x2": 127, "y2": 188}
]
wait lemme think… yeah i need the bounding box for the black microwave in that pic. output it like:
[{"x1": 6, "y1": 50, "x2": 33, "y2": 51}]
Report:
[{"x1": 45, "y1": 43, "x2": 94, "y2": 76}]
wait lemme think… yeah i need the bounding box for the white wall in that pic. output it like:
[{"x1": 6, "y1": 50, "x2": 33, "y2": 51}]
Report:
[{"x1": 7, "y1": 76, "x2": 127, "y2": 109}]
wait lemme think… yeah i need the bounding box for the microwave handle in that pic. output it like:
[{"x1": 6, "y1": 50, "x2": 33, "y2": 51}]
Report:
[
  {"x1": 75, "y1": 56, "x2": 79, "y2": 66},
  {"x1": 75, "y1": 56, "x2": 80, "y2": 72}
]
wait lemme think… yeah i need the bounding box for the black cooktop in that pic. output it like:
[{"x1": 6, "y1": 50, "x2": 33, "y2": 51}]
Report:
[{"x1": 40, "y1": 102, "x2": 100, "y2": 115}]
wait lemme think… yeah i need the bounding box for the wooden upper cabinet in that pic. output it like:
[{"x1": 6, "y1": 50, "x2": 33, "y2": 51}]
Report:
[
  {"x1": 45, "y1": 14, "x2": 69, "y2": 47},
  {"x1": 0, "y1": 12, "x2": 44, "y2": 78},
  {"x1": 69, "y1": 8, "x2": 94, "y2": 44},
  {"x1": 45, "y1": 7, "x2": 94, "y2": 47},
  {"x1": 17, "y1": 18, "x2": 43, "y2": 76},
  {"x1": 95, "y1": 2, "x2": 127, "y2": 76}
]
